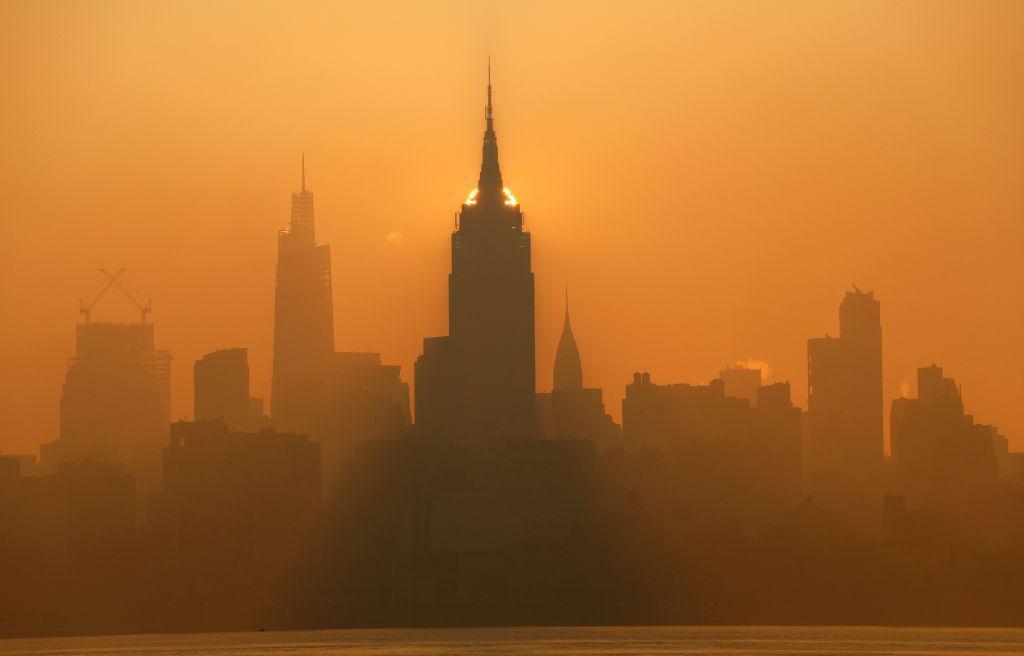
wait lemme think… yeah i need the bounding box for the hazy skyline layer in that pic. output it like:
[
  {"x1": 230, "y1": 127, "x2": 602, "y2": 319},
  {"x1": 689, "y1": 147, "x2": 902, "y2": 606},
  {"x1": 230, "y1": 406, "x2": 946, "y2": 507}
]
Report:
[{"x1": 2, "y1": 0, "x2": 1022, "y2": 454}]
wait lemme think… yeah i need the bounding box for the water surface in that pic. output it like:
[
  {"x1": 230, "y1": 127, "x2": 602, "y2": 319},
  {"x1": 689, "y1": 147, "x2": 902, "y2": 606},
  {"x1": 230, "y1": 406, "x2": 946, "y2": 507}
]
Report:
[{"x1": 4, "y1": 625, "x2": 1024, "y2": 655}]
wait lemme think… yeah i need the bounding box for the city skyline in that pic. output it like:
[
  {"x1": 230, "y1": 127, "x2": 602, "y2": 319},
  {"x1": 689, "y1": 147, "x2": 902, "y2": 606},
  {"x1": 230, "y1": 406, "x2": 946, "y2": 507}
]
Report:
[
  {"x1": 2, "y1": 2, "x2": 1022, "y2": 456},
  {"x1": 2, "y1": 3, "x2": 1024, "y2": 636}
]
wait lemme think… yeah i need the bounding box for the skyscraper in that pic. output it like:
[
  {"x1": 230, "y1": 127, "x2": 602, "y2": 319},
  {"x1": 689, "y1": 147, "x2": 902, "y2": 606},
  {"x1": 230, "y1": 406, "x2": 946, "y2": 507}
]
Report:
[
  {"x1": 195, "y1": 348, "x2": 259, "y2": 431},
  {"x1": 42, "y1": 319, "x2": 170, "y2": 473},
  {"x1": 806, "y1": 288, "x2": 884, "y2": 523},
  {"x1": 415, "y1": 67, "x2": 536, "y2": 440},
  {"x1": 537, "y1": 294, "x2": 620, "y2": 443},
  {"x1": 890, "y1": 365, "x2": 999, "y2": 514},
  {"x1": 719, "y1": 365, "x2": 762, "y2": 407},
  {"x1": 271, "y1": 157, "x2": 335, "y2": 433},
  {"x1": 553, "y1": 295, "x2": 583, "y2": 392}
]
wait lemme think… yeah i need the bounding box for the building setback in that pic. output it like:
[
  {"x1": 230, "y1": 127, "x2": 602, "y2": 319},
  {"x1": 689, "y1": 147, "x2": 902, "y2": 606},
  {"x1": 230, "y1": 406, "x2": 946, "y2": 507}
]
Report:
[
  {"x1": 891, "y1": 364, "x2": 999, "y2": 514},
  {"x1": 415, "y1": 69, "x2": 536, "y2": 440},
  {"x1": 271, "y1": 156, "x2": 335, "y2": 434},
  {"x1": 537, "y1": 296, "x2": 620, "y2": 443},
  {"x1": 806, "y1": 288, "x2": 884, "y2": 524}
]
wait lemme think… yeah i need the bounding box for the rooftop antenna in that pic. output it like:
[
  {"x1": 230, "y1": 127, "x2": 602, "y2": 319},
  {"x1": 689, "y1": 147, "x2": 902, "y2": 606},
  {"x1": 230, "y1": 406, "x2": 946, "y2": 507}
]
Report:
[
  {"x1": 301, "y1": 153, "x2": 306, "y2": 193},
  {"x1": 486, "y1": 57, "x2": 493, "y2": 119}
]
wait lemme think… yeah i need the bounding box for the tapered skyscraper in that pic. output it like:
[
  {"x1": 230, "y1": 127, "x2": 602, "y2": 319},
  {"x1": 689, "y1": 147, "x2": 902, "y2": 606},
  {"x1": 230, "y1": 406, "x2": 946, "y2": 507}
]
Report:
[
  {"x1": 271, "y1": 157, "x2": 335, "y2": 432},
  {"x1": 416, "y1": 67, "x2": 537, "y2": 439},
  {"x1": 553, "y1": 296, "x2": 583, "y2": 391}
]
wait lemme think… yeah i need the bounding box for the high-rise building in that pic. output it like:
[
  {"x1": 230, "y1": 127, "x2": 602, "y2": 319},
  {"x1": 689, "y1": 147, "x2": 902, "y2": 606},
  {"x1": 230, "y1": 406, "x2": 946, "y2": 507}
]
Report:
[
  {"x1": 719, "y1": 366, "x2": 762, "y2": 407},
  {"x1": 148, "y1": 420, "x2": 321, "y2": 611},
  {"x1": 621, "y1": 372, "x2": 802, "y2": 529},
  {"x1": 41, "y1": 320, "x2": 170, "y2": 473},
  {"x1": 267, "y1": 159, "x2": 409, "y2": 484},
  {"x1": 806, "y1": 288, "x2": 884, "y2": 522},
  {"x1": 537, "y1": 296, "x2": 619, "y2": 443},
  {"x1": 271, "y1": 157, "x2": 335, "y2": 433},
  {"x1": 553, "y1": 297, "x2": 583, "y2": 392},
  {"x1": 317, "y1": 351, "x2": 410, "y2": 489},
  {"x1": 415, "y1": 68, "x2": 536, "y2": 440},
  {"x1": 890, "y1": 365, "x2": 999, "y2": 514},
  {"x1": 194, "y1": 348, "x2": 264, "y2": 431}
]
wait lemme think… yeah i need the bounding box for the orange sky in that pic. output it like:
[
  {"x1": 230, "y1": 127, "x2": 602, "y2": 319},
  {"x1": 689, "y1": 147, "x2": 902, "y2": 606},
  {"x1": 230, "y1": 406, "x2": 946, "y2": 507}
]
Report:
[{"x1": 1, "y1": 0, "x2": 1022, "y2": 455}]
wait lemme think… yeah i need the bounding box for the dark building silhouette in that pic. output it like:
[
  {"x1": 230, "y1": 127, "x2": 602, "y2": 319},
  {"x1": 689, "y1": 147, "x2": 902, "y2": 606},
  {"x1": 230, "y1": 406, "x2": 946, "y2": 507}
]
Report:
[
  {"x1": 152, "y1": 420, "x2": 321, "y2": 534},
  {"x1": 268, "y1": 160, "x2": 409, "y2": 481},
  {"x1": 553, "y1": 295, "x2": 583, "y2": 391},
  {"x1": 891, "y1": 365, "x2": 999, "y2": 514},
  {"x1": 537, "y1": 297, "x2": 619, "y2": 443},
  {"x1": 806, "y1": 288, "x2": 884, "y2": 525},
  {"x1": 993, "y1": 431, "x2": 1024, "y2": 483},
  {"x1": 0, "y1": 459, "x2": 135, "y2": 635},
  {"x1": 309, "y1": 435, "x2": 626, "y2": 627},
  {"x1": 194, "y1": 347, "x2": 265, "y2": 431},
  {"x1": 316, "y1": 351, "x2": 410, "y2": 490},
  {"x1": 41, "y1": 314, "x2": 170, "y2": 485},
  {"x1": 719, "y1": 365, "x2": 762, "y2": 407},
  {"x1": 621, "y1": 372, "x2": 802, "y2": 531},
  {"x1": 271, "y1": 157, "x2": 335, "y2": 433},
  {"x1": 146, "y1": 420, "x2": 321, "y2": 626},
  {"x1": 0, "y1": 453, "x2": 39, "y2": 478},
  {"x1": 415, "y1": 69, "x2": 536, "y2": 440}
]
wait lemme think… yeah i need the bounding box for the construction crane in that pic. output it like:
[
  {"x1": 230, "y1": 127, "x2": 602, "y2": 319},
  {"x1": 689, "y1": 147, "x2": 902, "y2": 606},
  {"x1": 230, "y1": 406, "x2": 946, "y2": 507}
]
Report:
[
  {"x1": 78, "y1": 268, "x2": 152, "y2": 324},
  {"x1": 104, "y1": 268, "x2": 152, "y2": 324},
  {"x1": 79, "y1": 268, "x2": 125, "y2": 323}
]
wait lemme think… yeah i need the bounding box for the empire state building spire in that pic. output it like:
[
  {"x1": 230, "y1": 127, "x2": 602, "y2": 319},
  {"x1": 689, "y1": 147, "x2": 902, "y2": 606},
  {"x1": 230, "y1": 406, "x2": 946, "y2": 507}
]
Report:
[{"x1": 477, "y1": 59, "x2": 504, "y2": 201}]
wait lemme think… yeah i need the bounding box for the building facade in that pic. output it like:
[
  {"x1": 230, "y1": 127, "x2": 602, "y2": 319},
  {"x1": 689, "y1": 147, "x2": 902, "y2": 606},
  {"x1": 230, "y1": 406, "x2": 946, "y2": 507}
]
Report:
[
  {"x1": 271, "y1": 157, "x2": 335, "y2": 433},
  {"x1": 415, "y1": 71, "x2": 536, "y2": 440},
  {"x1": 806, "y1": 288, "x2": 884, "y2": 521}
]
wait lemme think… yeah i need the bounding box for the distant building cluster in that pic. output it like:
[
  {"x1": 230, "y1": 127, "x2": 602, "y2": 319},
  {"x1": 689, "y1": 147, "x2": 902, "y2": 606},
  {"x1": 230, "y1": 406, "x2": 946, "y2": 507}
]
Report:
[{"x1": 2, "y1": 74, "x2": 1023, "y2": 635}]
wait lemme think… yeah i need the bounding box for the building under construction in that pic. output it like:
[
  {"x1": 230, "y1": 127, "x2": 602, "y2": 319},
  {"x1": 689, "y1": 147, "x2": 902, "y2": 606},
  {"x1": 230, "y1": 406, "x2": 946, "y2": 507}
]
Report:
[{"x1": 40, "y1": 271, "x2": 171, "y2": 474}]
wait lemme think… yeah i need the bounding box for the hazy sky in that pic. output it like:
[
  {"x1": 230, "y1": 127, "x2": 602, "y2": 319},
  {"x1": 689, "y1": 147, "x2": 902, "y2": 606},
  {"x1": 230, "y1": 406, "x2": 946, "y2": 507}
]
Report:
[{"x1": 1, "y1": 0, "x2": 1022, "y2": 455}]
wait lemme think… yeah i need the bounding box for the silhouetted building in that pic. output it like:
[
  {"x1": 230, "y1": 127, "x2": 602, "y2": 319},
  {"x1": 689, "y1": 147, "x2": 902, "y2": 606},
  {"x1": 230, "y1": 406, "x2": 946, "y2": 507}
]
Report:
[
  {"x1": 41, "y1": 320, "x2": 170, "y2": 481},
  {"x1": 537, "y1": 298, "x2": 619, "y2": 443},
  {"x1": 621, "y1": 372, "x2": 802, "y2": 530},
  {"x1": 0, "y1": 460, "x2": 134, "y2": 629},
  {"x1": 153, "y1": 420, "x2": 321, "y2": 533},
  {"x1": 315, "y1": 435, "x2": 616, "y2": 625},
  {"x1": 0, "y1": 454, "x2": 39, "y2": 478},
  {"x1": 268, "y1": 161, "x2": 408, "y2": 476},
  {"x1": 806, "y1": 288, "x2": 883, "y2": 526},
  {"x1": 993, "y1": 432, "x2": 1024, "y2": 483},
  {"x1": 415, "y1": 70, "x2": 536, "y2": 440},
  {"x1": 194, "y1": 347, "x2": 265, "y2": 431},
  {"x1": 553, "y1": 297, "x2": 583, "y2": 392},
  {"x1": 271, "y1": 157, "x2": 335, "y2": 433},
  {"x1": 0, "y1": 456, "x2": 21, "y2": 487},
  {"x1": 719, "y1": 365, "x2": 762, "y2": 407},
  {"x1": 316, "y1": 351, "x2": 410, "y2": 489},
  {"x1": 148, "y1": 420, "x2": 321, "y2": 622},
  {"x1": 891, "y1": 365, "x2": 998, "y2": 515}
]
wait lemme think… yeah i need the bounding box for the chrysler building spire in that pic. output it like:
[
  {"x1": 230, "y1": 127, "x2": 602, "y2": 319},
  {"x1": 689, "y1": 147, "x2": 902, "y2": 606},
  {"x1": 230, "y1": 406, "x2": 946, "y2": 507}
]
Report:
[{"x1": 553, "y1": 290, "x2": 583, "y2": 391}]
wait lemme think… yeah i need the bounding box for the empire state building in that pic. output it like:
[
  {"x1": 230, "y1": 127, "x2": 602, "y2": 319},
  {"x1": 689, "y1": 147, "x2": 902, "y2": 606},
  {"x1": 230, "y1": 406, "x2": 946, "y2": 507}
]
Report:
[{"x1": 415, "y1": 68, "x2": 537, "y2": 440}]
